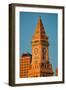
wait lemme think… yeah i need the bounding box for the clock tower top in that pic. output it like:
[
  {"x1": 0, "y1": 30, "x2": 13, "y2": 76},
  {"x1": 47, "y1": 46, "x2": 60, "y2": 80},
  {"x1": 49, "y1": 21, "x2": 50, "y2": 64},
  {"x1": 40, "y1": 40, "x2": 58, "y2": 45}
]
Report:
[{"x1": 32, "y1": 16, "x2": 48, "y2": 42}]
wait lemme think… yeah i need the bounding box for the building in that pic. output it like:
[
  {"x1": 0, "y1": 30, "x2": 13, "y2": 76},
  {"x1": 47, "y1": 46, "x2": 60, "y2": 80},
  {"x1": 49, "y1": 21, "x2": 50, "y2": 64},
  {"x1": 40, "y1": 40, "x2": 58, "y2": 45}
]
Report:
[
  {"x1": 20, "y1": 16, "x2": 54, "y2": 78},
  {"x1": 20, "y1": 53, "x2": 32, "y2": 78},
  {"x1": 56, "y1": 68, "x2": 58, "y2": 76}
]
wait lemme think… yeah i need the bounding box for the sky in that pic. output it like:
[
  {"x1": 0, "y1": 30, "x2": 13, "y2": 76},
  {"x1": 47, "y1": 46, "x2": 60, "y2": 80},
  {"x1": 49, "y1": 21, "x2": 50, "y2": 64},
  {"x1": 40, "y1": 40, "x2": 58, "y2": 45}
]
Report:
[{"x1": 20, "y1": 12, "x2": 58, "y2": 75}]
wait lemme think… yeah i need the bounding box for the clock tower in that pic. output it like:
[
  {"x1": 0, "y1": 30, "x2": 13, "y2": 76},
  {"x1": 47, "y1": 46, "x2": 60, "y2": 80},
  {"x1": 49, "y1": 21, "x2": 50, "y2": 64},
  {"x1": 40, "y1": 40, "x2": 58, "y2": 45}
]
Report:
[{"x1": 31, "y1": 16, "x2": 53, "y2": 77}]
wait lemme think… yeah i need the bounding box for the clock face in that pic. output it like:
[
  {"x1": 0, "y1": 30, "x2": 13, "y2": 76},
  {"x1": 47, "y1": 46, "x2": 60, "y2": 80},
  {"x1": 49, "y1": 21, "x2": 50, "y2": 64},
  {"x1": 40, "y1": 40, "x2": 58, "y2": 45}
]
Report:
[{"x1": 34, "y1": 48, "x2": 38, "y2": 55}]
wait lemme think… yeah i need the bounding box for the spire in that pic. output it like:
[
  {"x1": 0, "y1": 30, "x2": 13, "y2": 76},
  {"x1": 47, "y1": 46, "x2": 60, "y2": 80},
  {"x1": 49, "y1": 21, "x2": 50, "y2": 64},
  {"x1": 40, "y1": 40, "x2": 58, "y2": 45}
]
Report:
[
  {"x1": 32, "y1": 16, "x2": 48, "y2": 41},
  {"x1": 35, "y1": 16, "x2": 45, "y2": 34}
]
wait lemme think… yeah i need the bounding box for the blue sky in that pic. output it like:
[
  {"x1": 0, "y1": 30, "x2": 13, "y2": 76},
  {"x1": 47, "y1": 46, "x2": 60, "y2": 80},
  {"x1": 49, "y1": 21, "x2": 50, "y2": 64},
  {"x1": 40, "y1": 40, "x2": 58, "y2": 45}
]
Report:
[{"x1": 20, "y1": 12, "x2": 58, "y2": 75}]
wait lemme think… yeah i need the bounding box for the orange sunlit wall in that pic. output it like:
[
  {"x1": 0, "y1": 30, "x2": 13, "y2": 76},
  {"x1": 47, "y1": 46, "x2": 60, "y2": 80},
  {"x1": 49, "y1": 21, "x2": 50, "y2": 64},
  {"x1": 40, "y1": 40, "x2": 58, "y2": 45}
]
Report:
[{"x1": 20, "y1": 54, "x2": 32, "y2": 78}]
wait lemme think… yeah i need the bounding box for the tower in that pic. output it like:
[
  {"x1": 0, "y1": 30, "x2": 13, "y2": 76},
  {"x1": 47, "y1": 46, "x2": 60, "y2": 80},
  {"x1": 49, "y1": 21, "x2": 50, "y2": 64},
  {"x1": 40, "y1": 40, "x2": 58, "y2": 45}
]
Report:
[{"x1": 31, "y1": 17, "x2": 53, "y2": 77}]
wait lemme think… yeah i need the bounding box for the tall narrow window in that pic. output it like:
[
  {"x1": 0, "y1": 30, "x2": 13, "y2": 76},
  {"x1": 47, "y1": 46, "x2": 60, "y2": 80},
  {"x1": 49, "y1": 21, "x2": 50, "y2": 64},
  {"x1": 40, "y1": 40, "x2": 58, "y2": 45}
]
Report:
[{"x1": 42, "y1": 48, "x2": 46, "y2": 62}]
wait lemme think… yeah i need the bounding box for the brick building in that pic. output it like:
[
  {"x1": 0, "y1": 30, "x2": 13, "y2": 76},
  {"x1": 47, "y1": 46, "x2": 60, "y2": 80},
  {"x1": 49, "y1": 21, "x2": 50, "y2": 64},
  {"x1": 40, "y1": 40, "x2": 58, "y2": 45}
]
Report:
[
  {"x1": 20, "y1": 17, "x2": 53, "y2": 78},
  {"x1": 20, "y1": 53, "x2": 32, "y2": 78}
]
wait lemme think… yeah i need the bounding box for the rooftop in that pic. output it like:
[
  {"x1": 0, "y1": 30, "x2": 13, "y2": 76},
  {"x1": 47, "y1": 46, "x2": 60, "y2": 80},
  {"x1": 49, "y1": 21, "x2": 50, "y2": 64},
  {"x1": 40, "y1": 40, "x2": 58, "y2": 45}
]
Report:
[{"x1": 22, "y1": 53, "x2": 32, "y2": 57}]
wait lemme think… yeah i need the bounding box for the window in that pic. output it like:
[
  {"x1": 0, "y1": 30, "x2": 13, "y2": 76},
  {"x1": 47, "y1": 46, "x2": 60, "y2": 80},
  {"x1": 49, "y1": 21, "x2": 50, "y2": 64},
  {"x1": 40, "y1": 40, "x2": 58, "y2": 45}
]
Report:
[{"x1": 42, "y1": 48, "x2": 46, "y2": 62}]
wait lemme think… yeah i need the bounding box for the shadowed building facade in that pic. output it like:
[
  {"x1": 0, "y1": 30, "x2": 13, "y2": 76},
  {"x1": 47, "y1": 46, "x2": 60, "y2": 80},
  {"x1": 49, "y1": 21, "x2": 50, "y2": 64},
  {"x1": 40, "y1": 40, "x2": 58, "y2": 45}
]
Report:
[
  {"x1": 56, "y1": 68, "x2": 58, "y2": 76},
  {"x1": 20, "y1": 17, "x2": 53, "y2": 78}
]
